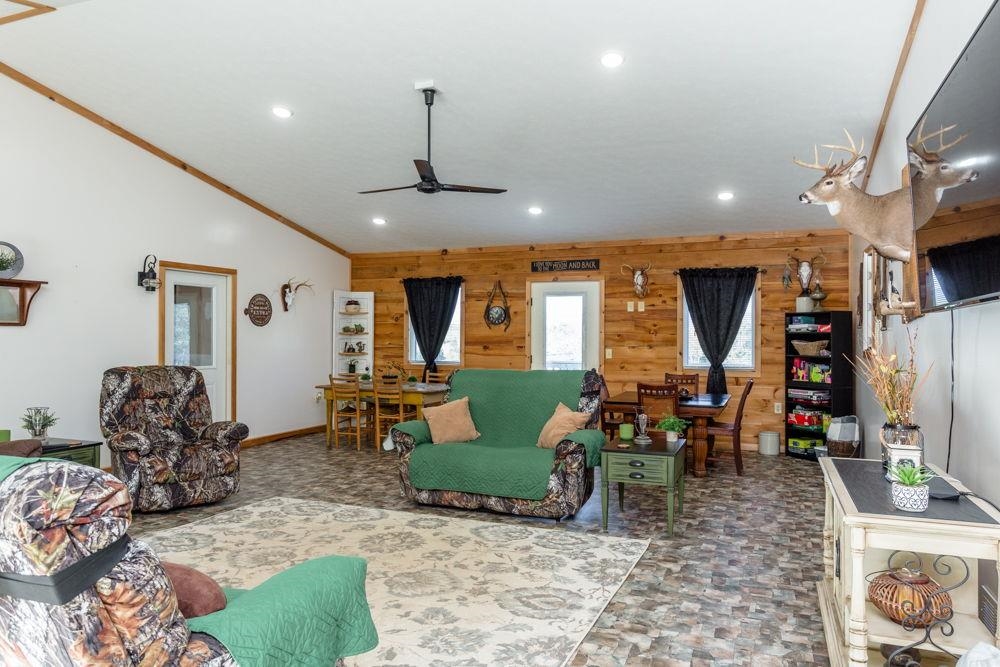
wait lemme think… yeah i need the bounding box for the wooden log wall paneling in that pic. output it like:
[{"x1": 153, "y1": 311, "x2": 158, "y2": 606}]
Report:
[{"x1": 352, "y1": 228, "x2": 851, "y2": 447}]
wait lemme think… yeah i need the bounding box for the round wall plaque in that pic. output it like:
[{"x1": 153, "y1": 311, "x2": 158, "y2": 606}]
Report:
[{"x1": 244, "y1": 293, "x2": 273, "y2": 326}]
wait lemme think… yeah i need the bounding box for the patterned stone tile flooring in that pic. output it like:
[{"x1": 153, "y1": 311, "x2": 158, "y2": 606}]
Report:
[{"x1": 132, "y1": 435, "x2": 830, "y2": 666}]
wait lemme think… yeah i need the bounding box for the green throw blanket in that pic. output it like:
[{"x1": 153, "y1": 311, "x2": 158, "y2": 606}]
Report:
[
  {"x1": 188, "y1": 556, "x2": 378, "y2": 666},
  {"x1": 0, "y1": 455, "x2": 60, "y2": 483}
]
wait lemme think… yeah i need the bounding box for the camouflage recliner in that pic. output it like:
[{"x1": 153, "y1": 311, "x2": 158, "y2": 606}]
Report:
[{"x1": 99, "y1": 366, "x2": 248, "y2": 512}]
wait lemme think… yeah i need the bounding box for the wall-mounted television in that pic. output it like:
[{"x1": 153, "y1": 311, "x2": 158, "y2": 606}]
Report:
[{"x1": 909, "y1": 0, "x2": 1000, "y2": 312}]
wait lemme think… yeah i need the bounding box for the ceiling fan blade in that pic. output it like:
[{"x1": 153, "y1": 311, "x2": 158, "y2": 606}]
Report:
[
  {"x1": 357, "y1": 184, "x2": 418, "y2": 194},
  {"x1": 440, "y1": 184, "x2": 508, "y2": 194},
  {"x1": 414, "y1": 159, "x2": 437, "y2": 182}
]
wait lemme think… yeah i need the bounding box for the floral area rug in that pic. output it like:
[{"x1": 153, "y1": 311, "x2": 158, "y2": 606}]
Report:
[{"x1": 141, "y1": 497, "x2": 649, "y2": 667}]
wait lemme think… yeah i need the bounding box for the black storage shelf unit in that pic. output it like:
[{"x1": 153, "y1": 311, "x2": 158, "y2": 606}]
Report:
[{"x1": 784, "y1": 310, "x2": 855, "y2": 461}]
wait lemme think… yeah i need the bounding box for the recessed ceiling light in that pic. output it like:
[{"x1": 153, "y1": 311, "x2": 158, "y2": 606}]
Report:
[
  {"x1": 372, "y1": 217, "x2": 387, "y2": 225},
  {"x1": 528, "y1": 206, "x2": 543, "y2": 215},
  {"x1": 717, "y1": 191, "x2": 735, "y2": 201},
  {"x1": 601, "y1": 52, "x2": 625, "y2": 68},
  {"x1": 271, "y1": 106, "x2": 293, "y2": 119}
]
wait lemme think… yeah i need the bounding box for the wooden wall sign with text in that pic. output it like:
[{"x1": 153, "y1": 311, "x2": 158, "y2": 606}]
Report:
[
  {"x1": 530, "y1": 258, "x2": 600, "y2": 272},
  {"x1": 244, "y1": 293, "x2": 273, "y2": 327}
]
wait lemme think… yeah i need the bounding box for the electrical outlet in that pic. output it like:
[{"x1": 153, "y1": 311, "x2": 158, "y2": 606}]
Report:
[
  {"x1": 605, "y1": 348, "x2": 613, "y2": 359},
  {"x1": 637, "y1": 301, "x2": 645, "y2": 312},
  {"x1": 626, "y1": 301, "x2": 634, "y2": 312},
  {"x1": 315, "y1": 391, "x2": 324, "y2": 403},
  {"x1": 774, "y1": 402, "x2": 783, "y2": 414}
]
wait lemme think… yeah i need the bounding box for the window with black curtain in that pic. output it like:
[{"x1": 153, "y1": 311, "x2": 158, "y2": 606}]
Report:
[{"x1": 402, "y1": 276, "x2": 464, "y2": 378}]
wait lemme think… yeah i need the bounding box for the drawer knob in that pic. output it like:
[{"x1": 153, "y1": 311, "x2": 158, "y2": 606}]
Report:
[
  {"x1": 628, "y1": 460, "x2": 645, "y2": 467},
  {"x1": 629, "y1": 472, "x2": 644, "y2": 479}
]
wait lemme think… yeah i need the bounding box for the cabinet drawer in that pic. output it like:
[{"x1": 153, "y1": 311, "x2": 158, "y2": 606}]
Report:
[
  {"x1": 607, "y1": 455, "x2": 669, "y2": 483},
  {"x1": 48, "y1": 447, "x2": 99, "y2": 467}
]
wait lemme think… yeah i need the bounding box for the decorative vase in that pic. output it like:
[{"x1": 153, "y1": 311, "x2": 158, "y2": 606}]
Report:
[
  {"x1": 29, "y1": 428, "x2": 48, "y2": 443},
  {"x1": 891, "y1": 482, "x2": 930, "y2": 512},
  {"x1": 868, "y1": 568, "x2": 951, "y2": 627},
  {"x1": 665, "y1": 431, "x2": 679, "y2": 443},
  {"x1": 880, "y1": 424, "x2": 925, "y2": 480},
  {"x1": 795, "y1": 295, "x2": 815, "y2": 313}
]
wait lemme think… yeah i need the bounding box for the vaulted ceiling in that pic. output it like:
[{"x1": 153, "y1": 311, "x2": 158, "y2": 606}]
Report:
[{"x1": 0, "y1": 0, "x2": 919, "y2": 253}]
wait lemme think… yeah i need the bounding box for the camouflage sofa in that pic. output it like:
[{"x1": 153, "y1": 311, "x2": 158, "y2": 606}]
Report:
[
  {"x1": 390, "y1": 369, "x2": 607, "y2": 519},
  {"x1": 99, "y1": 366, "x2": 248, "y2": 512},
  {"x1": 0, "y1": 457, "x2": 235, "y2": 666}
]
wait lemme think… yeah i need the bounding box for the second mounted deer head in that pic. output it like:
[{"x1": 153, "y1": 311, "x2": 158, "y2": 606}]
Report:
[
  {"x1": 280, "y1": 277, "x2": 314, "y2": 311},
  {"x1": 794, "y1": 130, "x2": 914, "y2": 262},
  {"x1": 621, "y1": 262, "x2": 651, "y2": 297},
  {"x1": 908, "y1": 119, "x2": 979, "y2": 227}
]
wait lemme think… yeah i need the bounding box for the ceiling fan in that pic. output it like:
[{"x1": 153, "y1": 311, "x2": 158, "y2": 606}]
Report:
[{"x1": 359, "y1": 88, "x2": 507, "y2": 195}]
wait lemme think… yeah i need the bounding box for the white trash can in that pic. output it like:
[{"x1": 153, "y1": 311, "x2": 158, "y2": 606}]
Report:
[{"x1": 758, "y1": 431, "x2": 780, "y2": 456}]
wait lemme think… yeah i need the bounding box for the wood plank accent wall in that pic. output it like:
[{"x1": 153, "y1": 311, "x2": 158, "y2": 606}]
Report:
[{"x1": 352, "y1": 228, "x2": 851, "y2": 446}]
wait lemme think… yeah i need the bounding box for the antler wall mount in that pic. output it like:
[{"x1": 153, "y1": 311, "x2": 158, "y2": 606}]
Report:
[
  {"x1": 280, "y1": 277, "x2": 313, "y2": 311},
  {"x1": 621, "y1": 263, "x2": 651, "y2": 298}
]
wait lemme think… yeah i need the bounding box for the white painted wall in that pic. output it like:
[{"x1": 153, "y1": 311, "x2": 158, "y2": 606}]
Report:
[
  {"x1": 860, "y1": 0, "x2": 999, "y2": 503},
  {"x1": 0, "y1": 75, "x2": 350, "y2": 465}
]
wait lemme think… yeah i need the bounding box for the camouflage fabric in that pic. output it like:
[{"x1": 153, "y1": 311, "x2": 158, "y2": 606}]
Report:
[
  {"x1": 391, "y1": 369, "x2": 607, "y2": 519},
  {"x1": 99, "y1": 366, "x2": 248, "y2": 512},
  {"x1": 0, "y1": 459, "x2": 235, "y2": 666}
]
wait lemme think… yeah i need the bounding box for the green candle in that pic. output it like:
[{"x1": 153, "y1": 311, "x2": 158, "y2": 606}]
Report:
[
  {"x1": 0, "y1": 429, "x2": 10, "y2": 442},
  {"x1": 619, "y1": 423, "x2": 634, "y2": 440}
]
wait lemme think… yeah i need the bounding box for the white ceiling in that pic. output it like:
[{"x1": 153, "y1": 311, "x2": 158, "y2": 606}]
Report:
[{"x1": 0, "y1": 0, "x2": 917, "y2": 253}]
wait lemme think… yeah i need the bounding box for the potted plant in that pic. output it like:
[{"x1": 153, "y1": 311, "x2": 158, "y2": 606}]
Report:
[
  {"x1": 407, "y1": 375, "x2": 418, "y2": 383},
  {"x1": 359, "y1": 372, "x2": 371, "y2": 382},
  {"x1": 22, "y1": 407, "x2": 57, "y2": 442},
  {"x1": 347, "y1": 359, "x2": 359, "y2": 374},
  {"x1": 656, "y1": 415, "x2": 689, "y2": 443},
  {"x1": 344, "y1": 299, "x2": 361, "y2": 314},
  {"x1": 380, "y1": 361, "x2": 406, "y2": 382},
  {"x1": 889, "y1": 465, "x2": 935, "y2": 513}
]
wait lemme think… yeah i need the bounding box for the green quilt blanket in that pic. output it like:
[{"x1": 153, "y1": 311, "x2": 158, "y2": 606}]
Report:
[
  {"x1": 188, "y1": 556, "x2": 378, "y2": 666},
  {"x1": 0, "y1": 455, "x2": 61, "y2": 483}
]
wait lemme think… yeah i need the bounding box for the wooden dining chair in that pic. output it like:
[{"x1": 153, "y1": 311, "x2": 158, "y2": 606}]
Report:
[
  {"x1": 636, "y1": 383, "x2": 680, "y2": 423},
  {"x1": 706, "y1": 378, "x2": 755, "y2": 476},
  {"x1": 329, "y1": 378, "x2": 365, "y2": 450},
  {"x1": 372, "y1": 381, "x2": 418, "y2": 451},
  {"x1": 425, "y1": 369, "x2": 453, "y2": 385},
  {"x1": 663, "y1": 372, "x2": 699, "y2": 394},
  {"x1": 601, "y1": 404, "x2": 625, "y2": 441}
]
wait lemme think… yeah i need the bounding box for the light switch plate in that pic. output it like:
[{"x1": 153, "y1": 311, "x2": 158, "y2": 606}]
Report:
[
  {"x1": 626, "y1": 301, "x2": 634, "y2": 312},
  {"x1": 774, "y1": 402, "x2": 783, "y2": 414},
  {"x1": 638, "y1": 301, "x2": 645, "y2": 312},
  {"x1": 605, "y1": 348, "x2": 613, "y2": 359}
]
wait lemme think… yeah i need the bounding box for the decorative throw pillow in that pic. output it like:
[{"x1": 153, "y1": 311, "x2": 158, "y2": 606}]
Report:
[
  {"x1": 537, "y1": 402, "x2": 591, "y2": 449},
  {"x1": 161, "y1": 561, "x2": 227, "y2": 618},
  {"x1": 423, "y1": 396, "x2": 481, "y2": 444}
]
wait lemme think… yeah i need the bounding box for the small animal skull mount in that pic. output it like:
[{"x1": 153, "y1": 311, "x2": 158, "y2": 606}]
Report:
[
  {"x1": 783, "y1": 253, "x2": 826, "y2": 296},
  {"x1": 621, "y1": 262, "x2": 651, "y2": 298},
  {"x1": 280, "y1": 277, "x2": 314, "y2": 311}
]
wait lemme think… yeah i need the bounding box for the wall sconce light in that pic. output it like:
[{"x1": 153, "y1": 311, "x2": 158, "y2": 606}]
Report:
[{"x1": 137, "y1": 254, "x2": 161, "y2": 292}]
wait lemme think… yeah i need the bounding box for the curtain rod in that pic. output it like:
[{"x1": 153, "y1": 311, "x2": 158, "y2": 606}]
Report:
[{"x1": 672, "y1": 268, "x2": 767, "y2": 275}]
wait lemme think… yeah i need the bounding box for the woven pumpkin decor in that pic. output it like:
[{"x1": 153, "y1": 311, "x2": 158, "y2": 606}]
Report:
[{"x1": 868, "y1": 568, "x2": 952, "y2": 628}]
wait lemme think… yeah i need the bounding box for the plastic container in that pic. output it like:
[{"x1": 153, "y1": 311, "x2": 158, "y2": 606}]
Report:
[{"x1": 758, "y1": 431, "x2": 780, "y2": 456}]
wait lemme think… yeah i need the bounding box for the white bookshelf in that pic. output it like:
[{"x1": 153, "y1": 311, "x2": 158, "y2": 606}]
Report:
[{"x1": 332, "y1": 290, "x2": 374, "y2": 378}]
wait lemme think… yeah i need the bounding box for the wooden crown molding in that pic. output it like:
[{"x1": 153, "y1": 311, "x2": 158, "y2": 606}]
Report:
[
  {"x1": 0, "y1": 0, "x2": 54, "y2": 27},
  {"x1": 862, "y1": 0, "x2": 925, "y2": 192},
  {"x1": 0, "y1": 61, "x2": 350, "y2": 258}
]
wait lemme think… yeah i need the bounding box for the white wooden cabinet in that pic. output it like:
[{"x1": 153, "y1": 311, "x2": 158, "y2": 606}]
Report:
[
  {"x1": 332, "y1": 290, "x2": 374, "y2": 379},
  {"x1": 819, "y1": 457, "x2": 1000, "y2": 665}
]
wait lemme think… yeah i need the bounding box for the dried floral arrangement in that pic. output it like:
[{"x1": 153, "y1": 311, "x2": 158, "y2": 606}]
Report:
[{"x1": 850, "y1": 332, "x2": 929, "y2": 426}]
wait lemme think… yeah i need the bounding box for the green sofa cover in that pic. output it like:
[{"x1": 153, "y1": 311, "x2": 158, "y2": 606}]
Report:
[{"x1": 393, "y1": 369, "x2": 605, "y2": 507}]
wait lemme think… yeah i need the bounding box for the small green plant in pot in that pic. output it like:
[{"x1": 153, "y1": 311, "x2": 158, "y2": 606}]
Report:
[
  {"x1": 889, "y1": 465, "x2": 935, "y2": 513},
  {"x1": 656, "y1": 415, "x2": 689, "y2": 442},
  {"x1": 22, "y1": 407, "x2": 58, "y2": 442}
]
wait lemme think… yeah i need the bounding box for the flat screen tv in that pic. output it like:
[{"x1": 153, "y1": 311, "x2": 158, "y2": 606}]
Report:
[{"x1": 909, "y1": 0, "x2": 1000, "y2": 312}]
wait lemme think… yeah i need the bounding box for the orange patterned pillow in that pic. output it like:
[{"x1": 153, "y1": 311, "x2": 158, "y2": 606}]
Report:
[{"x1": 537, "y1": 402, "x2": 591, "y2": 449}]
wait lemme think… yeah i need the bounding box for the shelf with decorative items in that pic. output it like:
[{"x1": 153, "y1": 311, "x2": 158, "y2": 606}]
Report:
[
  {"x1": 784, "y1": 310, "x2": 855, "y2": 460},
  {"x1": 332, "y1": 290, "x2": 374, "y2": 378},
  {"x1": 0, "y1": 278, "x2": 47, "y2": 326}
]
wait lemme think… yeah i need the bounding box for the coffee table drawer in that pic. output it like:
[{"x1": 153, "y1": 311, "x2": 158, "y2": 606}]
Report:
[
  {"x1": 607, "y1": 455, "x2": 668, "y2": 483},
  {"x1": 47, "y1": 446, "x2": 99, "y2": 467}
]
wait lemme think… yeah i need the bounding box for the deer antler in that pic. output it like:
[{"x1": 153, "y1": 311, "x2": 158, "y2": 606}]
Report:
[
  {"x1": 795, "y1": 130, "x2": 866, "y2": 176},
  {"x1": 641, "y1": 262, "x2": 652, "y2": 271},
  {"x1": 793, "y1": 145, "x2": 836, "y2": 173},
  {"x1": 620, "y1": 264, "x2": 634, "y2": 275},
  {"x1": 292, "y1": 279, "x2": 314, "y2": 293},
  {"x1": 912, "y1": 118, "x2": 968, "y2": 158}
]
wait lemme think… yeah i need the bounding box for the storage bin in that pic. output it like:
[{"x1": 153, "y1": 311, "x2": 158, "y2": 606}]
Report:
[{"x1": 758, "y1": 431, "x2": 780, "y2": 456}]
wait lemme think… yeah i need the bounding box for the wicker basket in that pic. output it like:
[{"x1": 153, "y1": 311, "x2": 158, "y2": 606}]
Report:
[
  {"x1": 792, "y1": 339, "x2": 829, "y2": 356},
  {"x1": 828, "y1": 439, "x2": 858, "y2": 458},
  {"x1": 868, "y1": 569, "x2": 952, "y2": 628}
]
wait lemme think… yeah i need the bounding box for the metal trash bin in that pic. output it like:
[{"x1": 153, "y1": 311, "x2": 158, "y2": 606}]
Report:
[{"x1": 758, "y1": 431, "x2": 780, "y2": 456}]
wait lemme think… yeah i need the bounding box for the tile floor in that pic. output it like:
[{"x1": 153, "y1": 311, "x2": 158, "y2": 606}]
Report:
[{"x1": 132, "y1": 435, "x2": 830, "y2": 666}]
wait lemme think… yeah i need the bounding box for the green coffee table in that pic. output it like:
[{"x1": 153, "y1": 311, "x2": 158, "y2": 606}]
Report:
[
  {"x1": 40, "y1": 438, "x2": 102, "y2": 468},
  {"x1": 601, "y1": 434, "x2": 685, "y2": 536}
]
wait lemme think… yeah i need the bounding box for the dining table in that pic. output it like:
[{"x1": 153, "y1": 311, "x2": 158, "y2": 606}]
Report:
[
  {"x1": 602, "y1": 391, "x2": 731, "y2": 478},
  {"x1": 314, "y1": 381, "x2": 450, "y2": 447}
]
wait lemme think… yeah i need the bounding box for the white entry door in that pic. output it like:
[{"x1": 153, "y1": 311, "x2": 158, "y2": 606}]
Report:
[
  {"x1": 163, "y1": 270, "x2": 231, "y2": 419},
  {"x1": 530, "y1": 281, "x2": 602, "y2": 371}
]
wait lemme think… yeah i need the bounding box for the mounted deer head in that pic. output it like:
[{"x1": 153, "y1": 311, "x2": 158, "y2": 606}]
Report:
[
  {"x1": 280, "y1": 277, "x2": 314, "y2": 311},
  {"x1": 794, "y1": 130, "x2": 914, "y2": 262},
  {"x1": 908, "y1": 119, "x2": 979, "y2": 227},
  {"x1": 621, "y1": 262, "x2": 651, "y2": 297}
]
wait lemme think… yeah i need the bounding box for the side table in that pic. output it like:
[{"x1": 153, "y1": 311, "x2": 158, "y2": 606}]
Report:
[
  {"x1": 601, "y1": 434, "x2": 685, "y2": 536},
  {"x1": 40, "y1": 438, "x2": 102, "y2": 468}
]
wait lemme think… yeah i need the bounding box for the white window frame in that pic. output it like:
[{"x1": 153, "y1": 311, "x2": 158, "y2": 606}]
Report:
[
  {"x1": 678, "y1": 277, "x2": 760, "y2": 375},
  {"x1": 406, "y1": 288, "x2": 463, "y2": 366}
]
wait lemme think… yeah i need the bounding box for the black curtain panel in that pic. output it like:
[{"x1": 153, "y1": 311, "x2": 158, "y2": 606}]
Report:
[
  {"x1": 927, "y1": 235, "x2": 1000, "y2": 303},
  {"x1": 402, "y1": 276, "x2": 463, "y2": 377},
  {"x1": 678, "y1": 267, "x2": 757, "y2": 394}
]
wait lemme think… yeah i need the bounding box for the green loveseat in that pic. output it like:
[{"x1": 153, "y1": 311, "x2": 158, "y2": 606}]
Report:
[{"x1": 390, "y1": 369, "x2": 607, "y2": 519}]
